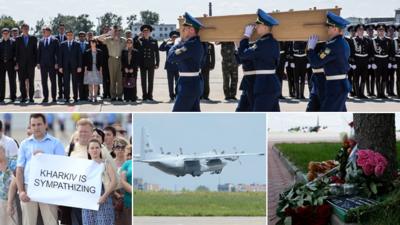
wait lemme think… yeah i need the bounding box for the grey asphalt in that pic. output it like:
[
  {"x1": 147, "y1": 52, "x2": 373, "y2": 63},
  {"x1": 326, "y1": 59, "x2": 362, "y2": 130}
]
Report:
[{"x1": 2, "y1": 44, "x2": 400, "y2": 112}]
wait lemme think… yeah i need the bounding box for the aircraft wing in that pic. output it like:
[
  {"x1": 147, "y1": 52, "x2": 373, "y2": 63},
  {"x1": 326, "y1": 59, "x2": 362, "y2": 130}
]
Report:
[
  {"x1": 183, "y1": 152, "x2": 265, "y2": 161},
  {"x1": 134, "y1": 159, "x2": 161, "y2": 163}
]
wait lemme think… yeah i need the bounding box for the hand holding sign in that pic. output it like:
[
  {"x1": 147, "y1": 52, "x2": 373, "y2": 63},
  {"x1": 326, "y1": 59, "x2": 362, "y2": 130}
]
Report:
[{"x1": 19, "y1": 191, "x2": 30, "y2": 202}]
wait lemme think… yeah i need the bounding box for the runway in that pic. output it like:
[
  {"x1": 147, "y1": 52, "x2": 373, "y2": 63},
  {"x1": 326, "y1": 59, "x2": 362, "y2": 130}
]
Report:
[
  {"x1": 133, "y1": 216, "x2": 266, "y2": 225},
  {"x1": 2, "y1": 44, "x2": 400, "y2": 112}
]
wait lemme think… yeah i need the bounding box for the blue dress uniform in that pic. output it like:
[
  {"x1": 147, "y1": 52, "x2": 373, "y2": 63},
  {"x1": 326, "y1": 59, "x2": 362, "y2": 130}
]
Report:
[
  {"x1": 307, "y1": 11, "x2": 351, "y2": 112},
  {"x1": 168, "y1": 13, "x2": 204, "y2": 112},
  {"x1": 159, "y1": 31, "x2": 180, "y2": 100},
  {"x1": 306, "y1": 42, "x2": 326, "y2": 112},
  {"x1": 236, "y1": 43, "x2": 256, "y2": 112},
  {"x1": 239, "y1": 9, "x2": 281, "y2": 112}
]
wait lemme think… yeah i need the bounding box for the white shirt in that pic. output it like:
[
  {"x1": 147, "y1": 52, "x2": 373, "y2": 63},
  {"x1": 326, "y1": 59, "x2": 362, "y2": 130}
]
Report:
[{"x1": 0, "y1": 134, "x2": 19, "y2": 158}]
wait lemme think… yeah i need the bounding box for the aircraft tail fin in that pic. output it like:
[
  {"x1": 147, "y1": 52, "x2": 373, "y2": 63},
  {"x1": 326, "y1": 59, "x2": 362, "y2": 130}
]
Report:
[{"x1": 140, "y1": 127, "x2": 159, "y2": 160}]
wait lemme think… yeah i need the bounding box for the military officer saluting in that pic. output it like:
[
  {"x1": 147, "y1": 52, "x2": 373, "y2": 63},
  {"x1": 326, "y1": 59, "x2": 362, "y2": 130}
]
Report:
[
  {"x1": 159, "y1": 31, "x2": 180, "y2": 102},
  {"x1": 239, "y1": 9, "x2": 281, "y2": 112},
  {"x1": 352, "y1": 24, "x2": 371, "y2": 99},
  {"x1": 372, "y1": 24, "x2": 392, "y2": 99},
  {"x1": 307, "y1": 11, "x2": 351, "y2": 112},
  {"x1": 168, "y1": 12, "x2": 205, "y2": 112}
]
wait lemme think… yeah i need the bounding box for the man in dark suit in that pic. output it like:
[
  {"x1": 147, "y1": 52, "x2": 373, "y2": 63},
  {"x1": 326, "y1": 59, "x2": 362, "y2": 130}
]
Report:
[
  {"x1": 0, "y1": 28, "x2": 17, "y2": 103},
  {"x1": 15, "y1": 23, "x2": 37, "y2": 103},
  {"x1": 37, "y1": 27, "x2": 59, "y2": 103},
  {"x1": 77, "y1": 31, "x2": 89, "y2": 101},
  {"x1": 55, "y1": 23, "x2": 67, "y2": 100},
  {"x1": 58, "y1": 30, "x2": 82, "y2": 103}
]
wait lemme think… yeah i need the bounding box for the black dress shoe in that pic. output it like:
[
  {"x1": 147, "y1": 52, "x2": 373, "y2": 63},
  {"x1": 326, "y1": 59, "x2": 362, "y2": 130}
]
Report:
[
  {"x1": 29, "y1": 99, "x2": 34, "y2": 103},
  {"x1": 52, "y1": 99, "x2": 57, "y2": 103},
  {"x1": 111, "y1": 98, "x2": 117, "y2": 101},
  {"x1": 42, "y1": 99, "x2": 49, "y2": 103}
]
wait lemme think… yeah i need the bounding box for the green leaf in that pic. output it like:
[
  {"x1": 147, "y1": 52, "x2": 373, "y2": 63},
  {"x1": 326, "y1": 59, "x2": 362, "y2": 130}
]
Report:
[{"x1": 370, "y1": 183, "x2": 378, "y2": 195}]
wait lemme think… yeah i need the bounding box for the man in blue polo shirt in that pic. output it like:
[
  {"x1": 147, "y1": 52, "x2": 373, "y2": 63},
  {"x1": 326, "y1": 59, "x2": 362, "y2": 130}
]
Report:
[{"x1": 16, "y1": 113, "x2": 65, "y2": 225}]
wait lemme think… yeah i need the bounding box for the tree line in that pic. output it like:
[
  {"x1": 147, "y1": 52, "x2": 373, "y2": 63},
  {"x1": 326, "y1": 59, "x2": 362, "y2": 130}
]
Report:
[{"x1": 0, "y1": 10, "x2": 160, "y2": 37}]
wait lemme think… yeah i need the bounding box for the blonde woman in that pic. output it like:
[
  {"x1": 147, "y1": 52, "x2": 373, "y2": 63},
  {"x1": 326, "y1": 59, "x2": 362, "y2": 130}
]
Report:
[{"x1": 82, "y1": 139, "x2": 117, "y2": 225}]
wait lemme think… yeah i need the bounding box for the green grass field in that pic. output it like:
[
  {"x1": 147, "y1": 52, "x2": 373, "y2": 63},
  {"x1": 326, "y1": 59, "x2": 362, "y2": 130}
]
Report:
[
  {"x1": 133, "y1": 191, "x2": 266, "y2": 216},
  {"x1": 275, "y1": 142, "x2": 400, "y2": 173}
]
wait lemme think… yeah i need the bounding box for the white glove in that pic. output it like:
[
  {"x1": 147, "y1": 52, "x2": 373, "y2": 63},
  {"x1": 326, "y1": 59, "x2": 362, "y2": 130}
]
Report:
[
  {"x1": 174, "y1": 37, "x2": 182, "y2": 46},
  {"x1": 284, "y1": 62, "x2": 288, "y2": 68},
  {"x1": 243, "y1": 25, "x2": 255, "y2": 38},
  {"x1": 372, "y1": 64, "x2": 377, "y2": 70},
  {"x1": 290, "y1": 63, "x2": 295, "y2": 68},
  {"x1": 388, "y1": 63, "x2": 392, "y2": 69},
  {"x1": 368, "y1": 64, "x2": 371, "y2": 69},
  {"x1": 394, "y1": 64, "x2": 398, "y2": 69},
  {"x1": 307, "y1": 35, "x2": 319, "y2": 50},
  {"x1": 306, "y1": 63, "x2": 310, "y2": 69},
  {"x1": 351, "y1": 64, "x2": 356, "y2": 70}
]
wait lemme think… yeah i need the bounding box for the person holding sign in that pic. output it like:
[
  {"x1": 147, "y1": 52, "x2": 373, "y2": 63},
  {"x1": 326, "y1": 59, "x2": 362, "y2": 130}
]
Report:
[
  {"x1": 16, "y1": 113, "x2": 65, "y2": 225},
  {"x1": 168, "y1": 12, "x2": 205, "y2": 111},
  {"x1": 239, "y1": 9, "x2": 281, "y2": 111},
  {"x1": 82, "y1": 139, "x2": 116, "y2": 225},
  {"x1": 307, "y1": 11, "x2": 351, "y2": 111}
]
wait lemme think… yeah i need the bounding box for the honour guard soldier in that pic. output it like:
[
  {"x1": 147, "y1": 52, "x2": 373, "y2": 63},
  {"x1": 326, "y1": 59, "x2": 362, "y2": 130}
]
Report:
[
  {"x1": 285, "y1": 41, "x2": 296, "y2": 97},
  {"x1": 352, "y1": 24, "x2": 371, "y2": 98},
  {"x1": 307, "y1": 11, "x2": 351, "y2": 112},
  {"x1": 372, "y1": 24, "x2": 392, "y2": 99},
  {"x1": 366, "y1": 24, "x2": 376, "y2": 96},
  {"x1": 137, "y1": 24, "x2": 160, "y2": 102},
  {"x1": 239, "y1": 9, "x2": 281, "y2": 111},
  {"x1": 292, "y1": 41, "x2": 308, "y2": 99},
  {"x1": 236, "y1": 42, "x2": 256, "y2": 112},
  {"x1": 346, "y1": 25, "x2": 356, "y2": 97},
  {"x1": 277, "y1": 41, "x2": 287, "y2": 99},
  {"x1": 306, "y1": 42, "x2": 326, "y2": 111},
  {"x1": 387, "y1": 24, "x2": 396, "y2": 96},
  {"x1": 168, "y1": 12, "x2": 205, "y2": 111},
  {"x1": 200, "y1": 42, "x2": 215, "y2": 101},
  {"x1": 394, "y1": 25, "x2": 400, "y2": 97},
  {"x1": 159, "y1": 31, "x2": 180, "y2": 102}
]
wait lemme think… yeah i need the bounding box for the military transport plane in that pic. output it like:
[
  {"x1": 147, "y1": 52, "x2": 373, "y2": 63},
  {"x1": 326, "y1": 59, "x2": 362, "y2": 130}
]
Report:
[{"x1": 135, "y1": 128, "x2": 265, "y2": 177}]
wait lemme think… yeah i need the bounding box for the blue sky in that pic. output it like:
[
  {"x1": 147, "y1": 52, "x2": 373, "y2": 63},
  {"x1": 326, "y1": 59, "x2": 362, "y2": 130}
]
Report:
[
  {"x1": 0, "y1": 0, "x2": 398, "y2": 28},
  {"x1": 133, "y1": 113, "x2": 267, "y2": 191}
]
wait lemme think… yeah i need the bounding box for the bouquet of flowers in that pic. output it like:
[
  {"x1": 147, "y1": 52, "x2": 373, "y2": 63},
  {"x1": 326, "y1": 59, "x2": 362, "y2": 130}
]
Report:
[{"x1": 345, "y1": 148, "x2": 389, "y2": 196}]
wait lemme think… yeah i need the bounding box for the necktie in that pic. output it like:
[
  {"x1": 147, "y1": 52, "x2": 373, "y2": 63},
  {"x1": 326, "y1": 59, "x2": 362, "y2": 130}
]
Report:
[
  {"x1": 81, "y1": 42, "x2": 85, "y2": 53},
  {"x1": 24, "y1": 36, "x2": 28, "y2": 47},
  {"x1": 68, "y1": 41, "x2": 71, "y2": 49}
]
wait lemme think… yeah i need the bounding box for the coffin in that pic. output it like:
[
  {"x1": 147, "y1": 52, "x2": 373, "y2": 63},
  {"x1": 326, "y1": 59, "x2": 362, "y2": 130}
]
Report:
[{"x1": 178, "y1": 7, "x2": 341, "y2": 42}]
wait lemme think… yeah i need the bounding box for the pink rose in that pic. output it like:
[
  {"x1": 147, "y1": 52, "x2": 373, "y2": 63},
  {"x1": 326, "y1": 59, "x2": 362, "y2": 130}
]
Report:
[
  {"x1": 374, "y1": 164, "x2": 386, "y2": 177},
  {"x1": 362, "y1": 164, "x2": 375, "y2": 176},
  {"x1": 374, "y1": 153, "x2": 388, "y2": 167}
]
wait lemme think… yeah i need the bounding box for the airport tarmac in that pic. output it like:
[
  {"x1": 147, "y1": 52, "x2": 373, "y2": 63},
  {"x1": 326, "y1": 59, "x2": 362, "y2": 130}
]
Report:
[
  {"x1": 133, "y1": 216, "x2": 266, "y2": 225},
  {"x1": 2, "y1": 44, "x2": 400, "y2": 112}
]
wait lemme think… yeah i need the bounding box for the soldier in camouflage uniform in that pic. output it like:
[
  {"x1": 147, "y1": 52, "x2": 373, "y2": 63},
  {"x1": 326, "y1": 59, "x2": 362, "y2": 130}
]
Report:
[{"x1": 220, "y1": 42, "x2": 239, "y2": 100}]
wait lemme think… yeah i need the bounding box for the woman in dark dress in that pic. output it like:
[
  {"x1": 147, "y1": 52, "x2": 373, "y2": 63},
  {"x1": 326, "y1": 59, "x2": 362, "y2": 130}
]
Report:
[{"x1": 121, "y1": 38, "x2": 140, "y2": 102}]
